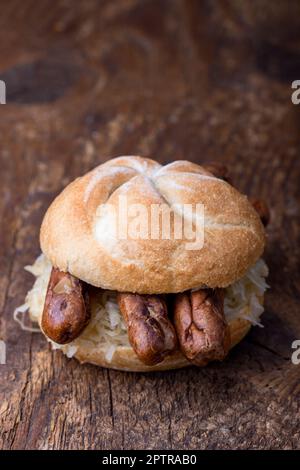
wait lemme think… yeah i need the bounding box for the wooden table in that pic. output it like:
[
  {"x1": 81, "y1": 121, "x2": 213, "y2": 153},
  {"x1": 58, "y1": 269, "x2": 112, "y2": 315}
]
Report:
[{"x1": 0, "y1": 0, "x2": 299, "y2": 450}]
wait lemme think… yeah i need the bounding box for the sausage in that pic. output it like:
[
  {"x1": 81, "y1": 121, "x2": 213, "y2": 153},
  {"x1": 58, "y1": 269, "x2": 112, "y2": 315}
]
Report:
[
  {"x1": 117, "y1": 293, "x2": 177, "y2": 365},
  {"x1": 174, "y1": 288, "x2": 230, "y2": 366},
  {"x1": 250, "y1": 198, "x2": 270, "y2": 226},
  {"x1": 41, "y1": 268, "x2": 90, "y2": 344},
  {"x1": 204, "y1": 162, "x2": 270, "y2": 226},
  {"x1": 203, "y1": 162, "x2": 231, "y2": 183}
]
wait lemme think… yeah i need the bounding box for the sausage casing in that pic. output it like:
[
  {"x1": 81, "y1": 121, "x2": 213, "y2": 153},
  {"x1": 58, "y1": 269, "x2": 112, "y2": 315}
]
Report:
[
  {"x1": 41, "y1": 268, "x2": 90, "y2": 344},
  {"x1": 250, "y1": 198, "x2": 270, "y2": 226},
  {"x1": 174, "y1": 288, "x2": 230, "y2": 366},
  {"x1": 117, "y1": 293, "x2": 177, "y2": 365}
]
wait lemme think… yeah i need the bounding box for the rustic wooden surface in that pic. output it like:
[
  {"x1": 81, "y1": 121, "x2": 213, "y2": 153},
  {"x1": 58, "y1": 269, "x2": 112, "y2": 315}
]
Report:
[{"x1": 0, "y1": 0, "x2": 300, "y2": 450}]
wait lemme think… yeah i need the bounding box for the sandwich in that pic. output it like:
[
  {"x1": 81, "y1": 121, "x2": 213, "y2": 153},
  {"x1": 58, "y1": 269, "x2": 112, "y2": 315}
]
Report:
[{"x1": 15, "y1": 156, "x2": 269, "y2": 371}]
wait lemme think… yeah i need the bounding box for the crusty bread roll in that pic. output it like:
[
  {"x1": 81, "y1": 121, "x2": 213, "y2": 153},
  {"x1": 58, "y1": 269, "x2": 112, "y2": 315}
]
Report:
[
  {"x1": 14, "y1": 156, "x2": 268, "y2": 372},
  {"x1": 40, "y1": 156, "x2": 265, "y2": 294}
]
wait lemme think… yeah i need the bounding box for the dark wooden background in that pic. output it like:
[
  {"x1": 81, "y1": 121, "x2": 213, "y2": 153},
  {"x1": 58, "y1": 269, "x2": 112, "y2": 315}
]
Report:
[{"x1": 0, "y1": 0, "x2": 300, "y2": 450}]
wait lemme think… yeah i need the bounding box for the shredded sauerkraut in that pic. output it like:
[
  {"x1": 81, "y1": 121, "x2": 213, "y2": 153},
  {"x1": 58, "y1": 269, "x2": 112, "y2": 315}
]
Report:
[
  {"x1": 14, "y1": 254, "x2": 269, "y2": 362},
  {"x1": 224, "y1": 258, "x2": 269, "y2": 327}
]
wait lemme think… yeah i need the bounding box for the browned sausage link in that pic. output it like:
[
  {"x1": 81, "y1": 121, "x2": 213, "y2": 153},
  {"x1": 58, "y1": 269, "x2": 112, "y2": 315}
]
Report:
[
  {"x1": 250, "y1": 198, "x2": 270, "y2": 226},
  {"x1": 41, "y1": 268, "x2": 90, "y2": 344},
  {"x1": 117, "y1": 293, "x2": 177, "y2": 365},
  {"x1": 204, "y1": 163, "x2": 270, "y2": 227},
  {"x1": 203, "y1": 162, "x2": 231, "y2": 183},
  {"x1": 174, "y1": 288, "x2": 230, "y2": 366}
]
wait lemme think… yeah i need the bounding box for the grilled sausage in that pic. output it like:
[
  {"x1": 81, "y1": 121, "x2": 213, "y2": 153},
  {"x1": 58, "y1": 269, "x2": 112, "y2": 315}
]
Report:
[
  {"x1": 117, "y1": 293, "x2": 177, "y2": 365},
  {"x1": 250, "y1": 198, "x2": 270, "y2": 226},
  {"x1": 203, "y1": 162, "x2": 231, "y2": 183},
  {"x1": 174, "y1": 288, "x2": 230, "y2": 366},
  {"x1": 204, "y1": 162, "x2": 270, "y2": 226},
  {"x1": 41, "y1": 268, "x2": 90, "y2": 344}
]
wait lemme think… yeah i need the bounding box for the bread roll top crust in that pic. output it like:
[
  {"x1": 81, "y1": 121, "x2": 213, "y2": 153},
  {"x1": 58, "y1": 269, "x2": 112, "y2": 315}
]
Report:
[{"x1": 40, "y1": 156, "x2": 265, "y2": 293}]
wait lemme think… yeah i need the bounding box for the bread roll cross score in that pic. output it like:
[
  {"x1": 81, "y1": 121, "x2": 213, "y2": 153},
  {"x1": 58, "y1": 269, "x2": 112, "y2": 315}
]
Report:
[{"x1": 22, "y1": 156, "x2": 269, "y2": 371}]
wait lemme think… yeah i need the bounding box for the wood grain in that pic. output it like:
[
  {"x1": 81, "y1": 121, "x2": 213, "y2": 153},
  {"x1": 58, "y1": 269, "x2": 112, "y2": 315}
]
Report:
[{"x1": 0, "y1": 0, "x2": 300, "y2": 450}]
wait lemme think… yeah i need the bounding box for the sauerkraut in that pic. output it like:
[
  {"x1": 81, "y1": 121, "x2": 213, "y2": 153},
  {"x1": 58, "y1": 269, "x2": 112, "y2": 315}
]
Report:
[{"x1": 14, "y1": 254, "x2": 269, "y2": 362}]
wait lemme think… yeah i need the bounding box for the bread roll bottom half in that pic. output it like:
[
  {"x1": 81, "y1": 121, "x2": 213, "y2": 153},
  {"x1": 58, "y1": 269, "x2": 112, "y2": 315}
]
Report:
[{"x1": 14, "y1": 255, "x2": 269, "y2": 372}]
